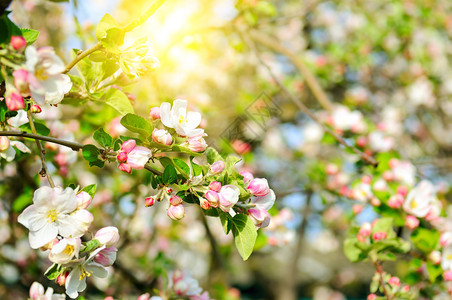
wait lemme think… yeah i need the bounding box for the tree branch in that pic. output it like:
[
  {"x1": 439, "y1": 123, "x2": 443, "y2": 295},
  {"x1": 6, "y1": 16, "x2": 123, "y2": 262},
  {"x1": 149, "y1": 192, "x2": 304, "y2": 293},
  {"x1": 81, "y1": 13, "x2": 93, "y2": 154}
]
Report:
[
  {"x1": 62, "y1": 42, "x2": 103, "y2": 74},
  {"x1": 0, "y1": 131, "x2": 84, "y2": 151}
]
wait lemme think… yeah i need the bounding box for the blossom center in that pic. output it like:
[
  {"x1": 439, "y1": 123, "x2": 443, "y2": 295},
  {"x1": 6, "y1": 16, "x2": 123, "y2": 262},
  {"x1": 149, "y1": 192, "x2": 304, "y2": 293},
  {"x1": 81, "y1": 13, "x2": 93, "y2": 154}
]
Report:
[
  {"x1": 35, "y1": 67, "x2": 49, "y2": 81},
  {"x1": 79, "y1": 268, "x2": 92, "y2": 281},
  {"x1": 46, "y1": 209, "x2": 58, "y2": 223},
  {"x1": 448, "y1": 254, "x2": 452, "y2": 260},
  {"x1": 63, "y1": 245, "x2": 74, "y2": 255},
  {"x1": 410, "y1": 200, "x2": 418, "y2": 209},
  {"x1": 178, "y1": 115, "x2": 187, "y2": 124}
]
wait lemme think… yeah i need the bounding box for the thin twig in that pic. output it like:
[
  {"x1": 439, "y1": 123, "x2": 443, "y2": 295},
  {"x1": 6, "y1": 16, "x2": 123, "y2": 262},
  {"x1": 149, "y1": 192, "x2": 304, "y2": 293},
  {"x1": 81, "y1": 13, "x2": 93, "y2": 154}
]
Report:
[
  {"x1": 144, "y1": 163, "x2": 163, "y2": 176},
  {"x1": 62, "y1": 42, "x2": 103, "y2": 74},
  {"x1": 0, "y1": 131, "x2": 84, "y2": 151},
  {"x1": 249, "y1": 29, "x2": 334, "y2": 111},
  {"x1": 372, "y1": 260, "x2": 391, "y2": 300},
  {"x1": 26, "y1": 111, "x2": 55, "y2": 187},
  {"x1": 244, "y1": 32, "x2": 378, "y2": 167}
]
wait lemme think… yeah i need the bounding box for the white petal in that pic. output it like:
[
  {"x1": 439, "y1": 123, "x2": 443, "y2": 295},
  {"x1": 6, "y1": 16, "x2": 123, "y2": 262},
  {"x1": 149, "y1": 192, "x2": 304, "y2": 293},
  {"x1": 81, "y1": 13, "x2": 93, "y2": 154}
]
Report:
[
  {"x1": 28, "y1": 223, "x2": 58, "y2": 249},
  {"x1": 185, "y1": 111, "x2": 201, "y2": 129},
  {"x1": 33, "y1": 186, "x2": 54, "y2": 206},
  {"x1": 87, "y1": 262, "x2": 108, "y2": 278},
  {"x1": 25, "y1": 46, "x2": 38, "y2": 72},
  {"x1": 252, "y1": 190, "x2": 275, "y2": 211},
  {"x1": 53, "y1": 187, "x2": 77, "y2": 213},
  {"x1": 171, "y1": 99, "x2": 187, "y2": 123},
  {"x1": 2, "y1": 145, "x2": 16, "y2": 161},
  {"x1": 65, "y1": 267, "x2": 81, "y2": 299},
  {"x1": 160, "y1": 102, "x2": 173, "y2": 128},
  {"x1": 183, "y1": 128, "x2": 204, "y2": 138},
  {"x1": 10, "y1": 141, "x2": 31, "y2": 153},
  {"x1": 17, "y1": 205, "x2": 38, "y2": 229},
  {"x1": 7, "y1": 110, "x2": 29, "y2": 128},
  {"x1": 57, "y1": 215, "x2": 85, "y2": 238}
]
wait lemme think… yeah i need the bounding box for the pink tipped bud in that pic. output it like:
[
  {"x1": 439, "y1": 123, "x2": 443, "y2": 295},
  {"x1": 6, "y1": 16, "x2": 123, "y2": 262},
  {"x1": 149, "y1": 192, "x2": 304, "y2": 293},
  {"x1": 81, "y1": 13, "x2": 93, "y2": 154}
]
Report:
[
  {"x1": 13, "y1": 69, "x2": 29, "y2": 96},
  {"x1": 149, "y1": 107, "x2": 161, "y2": 120},
  {"x1": 444, "y1": 270, "x2": 452, "y2": 281},
  {"x1": 405, "y1": 215, "x2": 419, "y2": 230},
  {"x1": 388, "y1": 276, "x2": 400, "y2": 287},
  {"x1": 0, "y1": 136, "x2": 10, "y2": 151},
  {"x1": 428, "y1": 251, "x2": 441, "y2": 265},
  {"x1": 95, "y1": 226, "x2": 120, "y2": 247},
  {"x1": 199, "y1": 197, "x2": 210, "y2": 210},
  {"x1": 367, "y1": 294, "x2": 377, "y2": 300},
  {"x1": 370, "y1": 197, "x2": 381, "y2": 207},
  {"x1": 440, "y1": 232, "x2": 452, "y2": 247},
  {"x1": 57, "y1": 271, "x2": 69, "y2": 286},
  {"x1": 372, "y1": 231, "x2": 387, "y2": 241},
  {"x1": 387, "y1": 194, "x2": 404, "y2": 209},
  {"x1": 118, "y1": 163, "x2": 132, "y2": 173},
  {"x1": 383, "y1": 171, "x2": 394, "y2": 181},
  {"x1": 210, "y1": 161, "x2": 225, "y2": 174},
  {"x1": 396, "y1": 185, "x2": 408, "y2": 197},
  {"x1": 137, "y1": 293, "x2": 151, "y2": 300},
  {"x1": 356, "y1": 136, "x2": 367, "y2": 147},
  {"x1": 205, "y1": 190, "x2": 220, "y2": 207},
  {"x1": 353, "y1": 204, "x2": 363, "y2": 215},
  {"x1": 361, "y1": 175, "x2": 372, "y2": 184},
  {"x1": 152, "y1": 129, "x2": 172, "y2": 145},
  {"x1": 325, "y1": 163, "x2": 339, "y2": 175},
  {"x1": 240, "y1": 171, "x2": 254, "y2": 184},
  {"x1": 402, "y1": 285, "x2": 410, "y2": 292},
  {"x1": 358, "y1": 222, "x2": 372, "y2": 238},
  {"x1": 5, "y1": 90, "x2": 25, "y2": 111},
  {"x1": 247, "y1": 178, "x2": 270, "y2": 196},
  {"x1": 94, "y1": 247, "x2": 117, "y2": 267},
  {"x1": 208, "y1": 181, "x2": 221, "y2": 192},
  {"x1": 116, "y1": 151, "x2": 128, "y2": 163},
  {"x1": 145, "y1": 197, "x2": 155, "y2": 207},
  {"x1": 76, "y1": 191, "x2": 92, "y2": 209},
  {"x1": 169, "y1": 195, "x2": 183, "y2": 206},
  {"x1": 30, "y1": 104, "x2": 42, "y2": 113},
  {"x1": 186, "y1": 134, "x2": 208, "y2": 152},
  {"x1": 167, "y1": 204, "x2": 185, "y2": 220},
  {"x1": 10, "y1": 36, "x2": 26, "y2": 51},
  {"x1": 120, "y1": 139, "x2": 136, "y2": 153}
]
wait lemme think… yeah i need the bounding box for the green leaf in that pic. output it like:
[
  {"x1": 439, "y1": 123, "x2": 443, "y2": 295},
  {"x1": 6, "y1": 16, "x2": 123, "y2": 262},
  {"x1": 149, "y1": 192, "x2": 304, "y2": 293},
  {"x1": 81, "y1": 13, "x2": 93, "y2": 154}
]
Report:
[
  {"x1": 102, "y1": 27, "x2": 125, "y2": 49},
  {"x1": 120, "y1": 113, "x2": 153, "y2": 137},
  {"x1": 372, "y1": 217, "x2": 396, "y2": 239},
  {"x1": 220, "y1": 212, "x2": 232, "y2": 234},
  {"x1": 95, "y1": 13, "x2": 119, "y2": 41},
  {"x1": 0, "y1": 12, "x2": 22, "y2": 44},
  {"x1": 44, "y1": 263, "x2": 61, "y2": 280},
  {"x1": 343, "y1": 238, "x2": 365, "y2": 262},
  {"x1": 20, "y1": 28, "x2": 39, "y2": 44},
  {"x1": 19, "y1": 122, "x2": 50, "y2": 136},
  {"x1": 81, "y1": 239, "x2": 101, "y2": 253},
  {"x1": 225, "y1": 155, "x2": 241, "y2": 175},
  {"x1": 81, "y1": 184, "x2": 96, "y2": 198},
  {"x1": 82, "y1": 144, "x2": 100, "y2": 162},
  {"x1": 159, "y1": 157, "x2": 173, "y2": 169},
  {"x1": 231, "y1": 214, "x2": 257, "y2": 261},
  {"x1": 190, "y1": 157, "x2": 202, "y2": 176},
  {"x1": 426, "y1": 262, "x2": 442, "y2": 283},
  {"x1": 93, "y1": 128, "x2": 113, "y2": 148},
  {"x1": 89, "y1": 50, "x2": 107, "y2": 62},
  {"x1": 13, "y1": 187, "x2": 33, "y2": 212},
  {"x1": 206, "y1": 147, "x2": 223, "y2": 164},
  {"x1": 173, "y1": 158, "x2": 190, "y2": 179},
  {"x1": 163, "y1": 164, "x2": 177, "y2": 184},
  {"x1": 411, "y1": 228, "x2": 440, "y2": 253},
  {"x1": 104, "y1": 89, "x2": 134, "y2": 116}
]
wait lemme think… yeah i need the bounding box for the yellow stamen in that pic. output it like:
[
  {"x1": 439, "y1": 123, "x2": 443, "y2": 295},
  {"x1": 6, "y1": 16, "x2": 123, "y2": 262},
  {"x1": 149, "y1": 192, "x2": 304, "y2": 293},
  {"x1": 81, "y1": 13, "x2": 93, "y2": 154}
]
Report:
[
  {"x1": 78, "y1": 269, "x2": 92, "y2": 280},
  {"x1": 63, "y1": 245, "x2": 74, "y2": 255},
  {"x1": 447, "y1": 254, "x2": 452, "y2": 260},
  {"x1": 46, "y1": 209, "x2": 58, "y2": 223},
  {"x1": 410, "y1": 200, "x2": 418, "y2": 209}
]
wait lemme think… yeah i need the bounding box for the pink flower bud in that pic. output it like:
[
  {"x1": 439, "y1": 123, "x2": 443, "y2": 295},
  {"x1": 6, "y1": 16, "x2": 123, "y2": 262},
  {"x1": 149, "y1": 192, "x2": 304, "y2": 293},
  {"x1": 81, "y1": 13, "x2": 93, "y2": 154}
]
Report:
[
  {"x1": 0, "y1": 136, "x2": 10, "y2": 151},
  {"x1": 356, "y1": 136, "x2": 367, "y2": 147},
  {"x1": 13, "y1": 69, "x2": 29, "y2": 96},
  {"x1": 353, "y1": 204, "x2": 363, "y2": 215},
  {"x1": 118, "y1": 163, "x2": 132, "y2": 173},
  {"x1": 361, "y1": 175, "x2": 372, "y2": 184},
  {"x1": 247, "y1": 178, "x2": 270, "y2": 196},
  {"x1": 169, "y1": 195, "x2": 183, "y2": 206},
  {"x1": 167, "y1": 204, "x2": 185, "y2": 220},
  {"x1": 367, "y1": 294, "x2": 377, "y2": 300},
  {"x1": 372, "y1": 231, "x2": 387, "y2": 241},
  {"x1": 76, "y1": 191, "x2": 92, "y2": 209},
  {"x1": 29, "y1": 282, "x2": 44, "y2": 299},
  {"x1": 208, "y1": 181, "x2": 221, "y2": 192},
  {"x1": 94, "y1": 247, "x2": 117, "y2": 267},
  {"x1": 137, "y1": 293, "x2": 151, "y2": 300},
  {"x1": 388, "y1": 276, "x2": 400, "y2": 287},
  {"x1": 428, "y1": 251, "x2": 441, "y2": 265},
  {"x1": 199, "y1": 197, "x2": 210, "y2": 210},
  {"x1": 117, "y1": 151, "x2": 128, "y2": 163},
  {"x1": 388, "y1": 194, "x2": 404, "y2": 209},
  {"x1": 402, "y1": 285, "x2": 410, "y2": 292},
  {"x1": 95, "y1": 226, "x2": 120, "y2": 247},
  {"x1": 5, "y1": 90, "x2": 25, "y2": 111},
  {"x1": 240, "y1": 171, "x2": 254, "y2": 184},
  {"x1": 205, "y1": 190, "x2": 220, "y2": 207},
  {"x1": 152, "y1": 129, "x2": 172, "y2": 145},
  {"x1": 440, "y1": 232, "x2": 452, "y2": 247},
  {"x1": 326, "y1": 163, "x2": 339, "y2": 175},
  {"x1": 121, "y1": 139, "x2": 136, "y2": 153},
  {"x1": 186, "y1": 134, "x2": 207, "y2": 152},
  {"x1": 10, "y1": 36, "x2": 26, "y2": 51},
  {"x1": 358, "y1": 222, "x2": 372, "y2": 238},
  {"x1": 444, "y1": 270, "x2": 452, "y2": 281},
  {"x1": 210, "y1": 161, "x2": 225, "y2": 174},
  {"x1": 57, "y1": 271, "x2": 69, "y2": 286},
  {"x1": 397, "y1": 185, "x2": 408, "y2": 197},
  {"x1": 248, "y1": 208, "x2": 271, "y2": 228},
  {"x1": 383, "y1": 171, "x2": 394, "y2": 181},
  {"x1": 370, "y1": 197, "x2": 381, "y2": 207},
  {"x1": 30, "y1": 104, "x2": 42, "y2": 113},
  {"x1": 145, "y1": 197, "x2": 155, "y2": 207},
  {"x1": 405, "y1": 215, "x2": 419, "y2": 230},
  {"x1": 149, "y1": 107, "x2": 161, "y2": 120}
]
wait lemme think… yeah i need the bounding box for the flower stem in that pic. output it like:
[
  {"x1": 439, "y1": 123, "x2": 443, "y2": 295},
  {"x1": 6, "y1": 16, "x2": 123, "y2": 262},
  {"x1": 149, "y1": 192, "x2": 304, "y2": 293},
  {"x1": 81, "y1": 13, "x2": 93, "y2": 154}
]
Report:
[
  {"x1": 0, "y1": 131, "x2": 84, "y2": 151},
  {"x1": 62, "y1": 42, "x2": 103, "y2": 74},
  {"x1": 26, "y1": 110, "x2": 55, "y2": 188}
]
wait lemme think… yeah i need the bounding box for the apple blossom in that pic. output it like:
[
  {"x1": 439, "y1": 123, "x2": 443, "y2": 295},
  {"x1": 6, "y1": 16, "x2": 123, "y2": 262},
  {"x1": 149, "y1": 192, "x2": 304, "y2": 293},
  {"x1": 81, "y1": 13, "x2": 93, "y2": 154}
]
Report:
[
  {"x1": 49, "y1": 238, "x2": 81, "y2": 264},
  {"x1": 167, "y1": 204, "x2": 185, "y2": 220},
  {"x1": 357, "y1": 222, "x2": 372, "y2": 242},
  {"x1": 388, "y1": 276, "x2": 400, "y2": 287},
  {"x1": 208, "y1": 181, "x2": 221, "y2": 192},
  {"x1": 10, "y1": 36, "x2": 26, "y2": 51},
  {"x1": 367, "y1": 294, "x2": 377, "y2": 300},
  {"x1": 25, "y1": 46, "x2": 72, "y2": 105},
  {"x1": 199, "y1": 197, "x2": 210, "y2": 210},
  {"x1": 94, "y1": 226, "x2": 120, "y2": 247},
  {"x1": 444, "y1": 271, "x2": 452, "y2": 281},
  {"x1": 240, "y1": 171, "x2": 254, "y2": 184},
  {"x1": 76, "y1": 191, "x2": 92, "y2": 209},
  {"x1": 248, "y1": 189, "x2": 275, "y2": 228},
  {"x1": 442, "y1": 245, "x2": 452, "y2": 271},
  {"x1": 29, "y1": 281, "x2": 66, "y2": 300},
  {"x1": 94, "y1": 246, "x2": 117, "y2": 267},
  {"x1": 145, "y1": 196, "x2": 155, "y2": 207},
  {"x1": 30, "y1": 104, "x2": 42, "y2": 113},
  {"x1": 186, "y1": 134, "x2": 208, "y2": 152},
  {"x1": 171, "y1": 271, "x2": 203, "y2": 296},
  {"x1": 169, "y1": 195, "x2": 183, "y2": 206},
  {"x1": 387, "y1": 194, "x2": 404, "y2": 209},
  {"x1": 247, "y1": 178, "x2": 270, "y2": 196},
  {"x1": 218, "y1": 185, "x2": 241, "y2": 212},
  {"x1": 351, "y1": 182, "x2": 373, "y2": 202},
  {"x1": 210, "y1": 161, "x2": 225, "y2": 174},
  {"x1": 57, "y1": 271, "x2": 69, "y2": 286},
  {"x1": 441, "y1": 232, "x2": 452, "y2": 247},
  {"x1": 352, "y1": 204, "x2": 363, "y2": 215},
  {"x1": 160, "y1": 99, "x2": 204, "y2": 137},
  {"x1": 205, "y1": 190, "x2": 220, "y2": 208},
  {"x1": 405, "y1": 215, "x2": 419, "y2": 230},
  {"x1": 149, "y1": 107, "x2": 161, "y2": 119},
  {"x1": 5, "y1": 88, "x2": 25, "y2": 111},
  {"x1": 117, "y1": 140, "x2": 152, "y2": 172},
  {"x1": 152, "y1": 128, "x2": 172, "y2": 145},
  {"x1": 372, "y1": 231, "x2": 387, "y2": 241},
  {"x1": 13, "y1": 69, "x2": 29, "y2": 96},
  {"x1": 403, "y1": 180, "x2": 437, "y2": 218},
  {"x1": 428, "y1": 251, "x2": 441, "y2": 265},
  {"x1": 18, "y1": 186, "x2": 92, "y2": 249}
]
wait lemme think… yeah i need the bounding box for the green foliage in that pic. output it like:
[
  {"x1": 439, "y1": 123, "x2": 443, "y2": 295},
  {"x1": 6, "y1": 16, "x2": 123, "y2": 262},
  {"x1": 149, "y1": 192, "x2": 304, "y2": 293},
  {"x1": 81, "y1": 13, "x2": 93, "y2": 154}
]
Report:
[
  {"x1": 173, "y1": 158, "x2": 190, "y2": 179},
  {"x1": 19, "y1": 122, "x2": 50, "y2": 136},
  {"x1": 162, "y1": 164, "x2": 177, "y2": 184},
  {"x1": 93, "y1": 128, "x2": 113, "y2": 148},
  {"x1": 120, "y1": 113, "x2": 153, "y2": 138},
  {"x1": 206, "y1": 147, "x2": 223, "y2": 164},
  {"x1": 44, "y1": 263, "x2": 61, "y2": 280},
  {"x1": 0, "y1": 12, "x2": 22, "y2": 44},
  {"x1": 95, "y1": 14, "x2": 125, "y2": 50},
  {"x1": 230, "y1": 214, "x2": 257, "y2": 261},
  {"x1": 103, "y1": 88, "x2": 134, "y2": 115},
  {"x1": 82, "y1": 144, "x2": 105, "y2": 168},
  {"x1": 20, "y1": 28, "x2": 39, "y2": 44},
  {"x1": 81, "y1": 184, "x2": 97, "y2": 198},
  {"x1": 411, "y1": 228, "x2": 440, "y2": 254},
  {"x1": 81, "y1": 239, "x2": 101, "y2": 254}
]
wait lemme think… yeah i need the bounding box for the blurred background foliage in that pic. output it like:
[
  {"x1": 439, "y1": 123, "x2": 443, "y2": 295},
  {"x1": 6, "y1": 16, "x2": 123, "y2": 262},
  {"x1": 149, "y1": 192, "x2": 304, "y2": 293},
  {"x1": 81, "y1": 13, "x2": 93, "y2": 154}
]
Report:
[{"x1": 3, "y1": 0, "x2": 452, "y2": 299}]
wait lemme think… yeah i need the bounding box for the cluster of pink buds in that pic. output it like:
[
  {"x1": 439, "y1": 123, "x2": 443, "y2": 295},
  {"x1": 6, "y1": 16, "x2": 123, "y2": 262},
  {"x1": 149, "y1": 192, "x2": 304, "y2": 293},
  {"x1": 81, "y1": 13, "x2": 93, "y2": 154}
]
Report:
[
  {"x1": 167, "y1": 195, "x2": 185, "y2": 220},
  {"x1": 117, "y1": 140, "x2": 152, "y2": 173}
]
